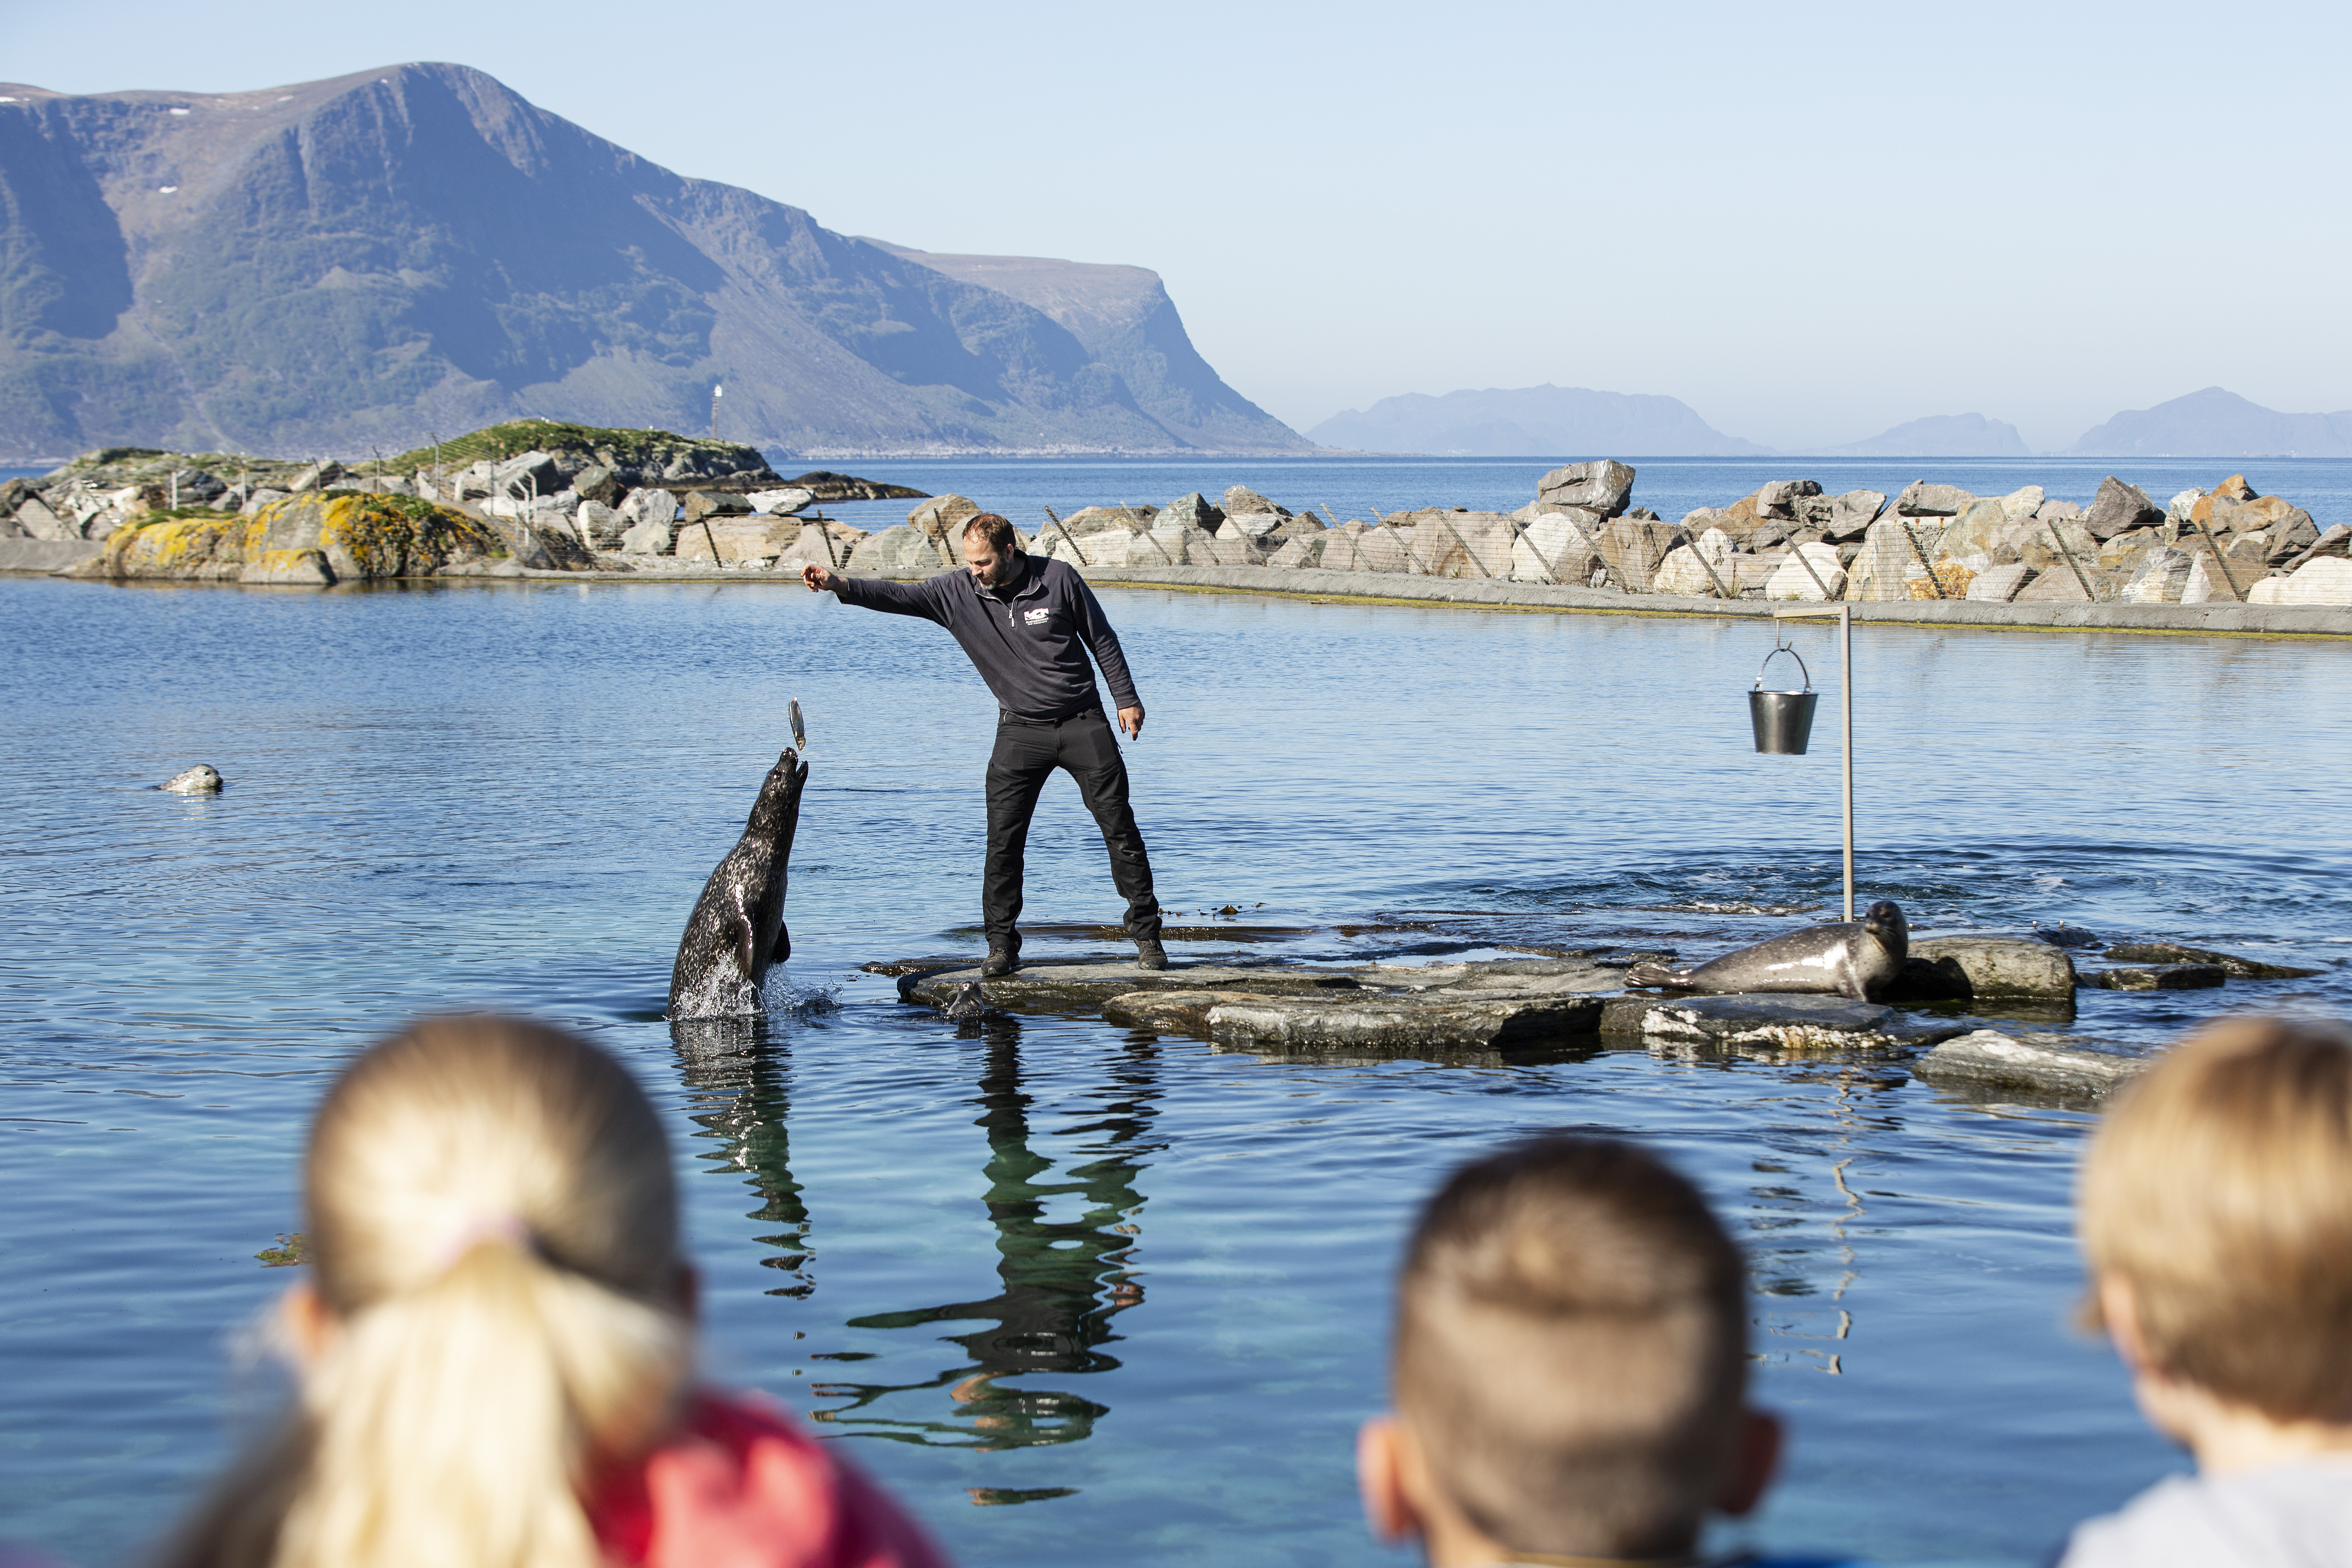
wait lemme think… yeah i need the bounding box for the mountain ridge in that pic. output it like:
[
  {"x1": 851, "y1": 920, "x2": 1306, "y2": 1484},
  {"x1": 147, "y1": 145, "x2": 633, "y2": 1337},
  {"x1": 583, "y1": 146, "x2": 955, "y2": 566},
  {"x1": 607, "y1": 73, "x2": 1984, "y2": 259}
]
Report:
[
  {"x1": 2066, "y1": 387, "x2": 2352, "y2": 458},
  {"x1": 0, "y1": 64, "x2": 1310, "y2": 459},
  {"x1": 1308, "y1": 384, "x2": 1765, "y2": 456}
]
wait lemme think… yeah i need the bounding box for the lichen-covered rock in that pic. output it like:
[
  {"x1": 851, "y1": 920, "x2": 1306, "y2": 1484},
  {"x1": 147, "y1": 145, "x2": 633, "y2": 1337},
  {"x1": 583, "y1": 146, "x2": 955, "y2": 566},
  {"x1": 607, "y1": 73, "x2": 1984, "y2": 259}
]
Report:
[
  {"x1": 243, "y1": 549, "x2": 336, "y2": 585},
  {"x1": 87, "y1": 492, "x2": 504, "y2": 581}
]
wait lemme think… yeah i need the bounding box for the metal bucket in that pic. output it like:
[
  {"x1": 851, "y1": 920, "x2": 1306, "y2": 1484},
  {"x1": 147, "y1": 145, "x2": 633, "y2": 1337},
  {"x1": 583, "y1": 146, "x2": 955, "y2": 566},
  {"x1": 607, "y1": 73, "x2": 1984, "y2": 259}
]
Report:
[{"x1": 1749, "y1": 646, "x2": 1818, "y2": 755}]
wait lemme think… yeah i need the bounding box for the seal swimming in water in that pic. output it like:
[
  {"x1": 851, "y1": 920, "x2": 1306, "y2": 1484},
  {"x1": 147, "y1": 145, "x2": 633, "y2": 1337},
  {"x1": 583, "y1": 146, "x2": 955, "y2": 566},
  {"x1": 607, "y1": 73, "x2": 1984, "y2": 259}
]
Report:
[
  {"x1": 1625, "y1": 900, "x2": 1908, "y2": 1002},
  {"x1": 160, "y1": 765, "x2": 223, "y2": 794},
  {"x1": 669, "y1": 745, "x2": 809, "y2": 1019}
]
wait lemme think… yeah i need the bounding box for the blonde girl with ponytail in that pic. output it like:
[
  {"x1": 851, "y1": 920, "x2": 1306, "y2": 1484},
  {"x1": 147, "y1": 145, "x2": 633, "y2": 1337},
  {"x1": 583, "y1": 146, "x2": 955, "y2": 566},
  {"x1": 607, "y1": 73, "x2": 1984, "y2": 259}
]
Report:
[{"x1": 163, "y1": 1016, "x2": 949, "y2": 1568}]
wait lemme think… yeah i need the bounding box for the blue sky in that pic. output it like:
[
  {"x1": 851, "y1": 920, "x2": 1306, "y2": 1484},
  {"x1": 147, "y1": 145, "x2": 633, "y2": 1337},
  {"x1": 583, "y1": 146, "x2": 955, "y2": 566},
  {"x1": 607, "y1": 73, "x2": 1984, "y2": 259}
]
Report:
[{"x1": 12, "y1": 0, "x2": 2347, "y2": 450}]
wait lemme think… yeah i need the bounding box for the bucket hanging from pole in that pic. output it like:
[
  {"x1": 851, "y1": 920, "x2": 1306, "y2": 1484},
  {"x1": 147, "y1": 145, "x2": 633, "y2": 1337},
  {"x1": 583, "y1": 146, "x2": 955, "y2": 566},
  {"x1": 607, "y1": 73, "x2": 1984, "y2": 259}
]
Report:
[{"x1": 1749, "y1": 643, "x2": 1819, "y2": 755}]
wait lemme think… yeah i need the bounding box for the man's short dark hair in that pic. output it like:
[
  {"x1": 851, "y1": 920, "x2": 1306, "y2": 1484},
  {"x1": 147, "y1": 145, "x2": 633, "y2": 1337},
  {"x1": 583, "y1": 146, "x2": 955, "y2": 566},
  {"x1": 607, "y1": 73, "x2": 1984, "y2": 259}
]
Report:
[
  {"x1": 1395, "y1": 1135, "x2": 1748, "y2": 1559},
  {"x1": 961, "y1": 513, "x2": 1018, "y2": 556}
]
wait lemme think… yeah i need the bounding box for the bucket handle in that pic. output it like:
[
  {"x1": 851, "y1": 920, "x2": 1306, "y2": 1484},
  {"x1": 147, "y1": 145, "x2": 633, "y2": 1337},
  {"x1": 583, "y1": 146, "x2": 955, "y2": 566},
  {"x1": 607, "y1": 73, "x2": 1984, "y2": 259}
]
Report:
[{"x1": 1754, "y1": 645, "x2": 1812, "y2": 692}]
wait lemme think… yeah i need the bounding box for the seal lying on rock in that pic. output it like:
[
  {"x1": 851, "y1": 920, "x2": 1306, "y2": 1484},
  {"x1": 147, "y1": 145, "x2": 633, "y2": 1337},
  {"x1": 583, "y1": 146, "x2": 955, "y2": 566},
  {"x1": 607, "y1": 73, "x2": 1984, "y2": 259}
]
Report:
[
  {"x1": 160, "y1": 765, "x2": 224, "y2": 794},
  {"x1": 1626, "y1": 900, "x2": 1908, "y2": 1002},
  {"x1": 669, "y1": 745, "x2": 808, "y2": 1019}
]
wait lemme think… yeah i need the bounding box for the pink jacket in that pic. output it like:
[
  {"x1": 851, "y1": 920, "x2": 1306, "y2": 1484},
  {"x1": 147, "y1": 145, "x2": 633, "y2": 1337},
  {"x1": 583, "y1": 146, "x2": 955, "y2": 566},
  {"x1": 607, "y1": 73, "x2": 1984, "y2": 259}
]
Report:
[{"x1": 589, "y1": 1392, "x2": 950, "y2": 1568}]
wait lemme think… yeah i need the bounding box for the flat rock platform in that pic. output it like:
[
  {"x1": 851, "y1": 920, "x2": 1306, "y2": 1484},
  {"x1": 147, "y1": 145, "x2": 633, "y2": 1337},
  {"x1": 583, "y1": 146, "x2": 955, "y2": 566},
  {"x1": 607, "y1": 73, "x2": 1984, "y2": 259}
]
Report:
[{"x1": 873, "y1": 952, "x2": 2107, "y2": 1075}]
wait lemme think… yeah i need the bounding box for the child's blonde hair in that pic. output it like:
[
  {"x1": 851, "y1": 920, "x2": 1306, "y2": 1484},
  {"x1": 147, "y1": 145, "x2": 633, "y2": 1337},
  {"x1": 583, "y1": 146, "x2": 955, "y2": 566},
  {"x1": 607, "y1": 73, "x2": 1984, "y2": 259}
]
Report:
[
  {"x1": 168, "y1": 1016, "x2": 692, "y2": 1568},
  {"x1": 1393, "y1": 1135, "x2": 1748, "y2": 1559},
  {"x1": 2079, "y1": 1015, "x2": 2352, "y2": 1423}
]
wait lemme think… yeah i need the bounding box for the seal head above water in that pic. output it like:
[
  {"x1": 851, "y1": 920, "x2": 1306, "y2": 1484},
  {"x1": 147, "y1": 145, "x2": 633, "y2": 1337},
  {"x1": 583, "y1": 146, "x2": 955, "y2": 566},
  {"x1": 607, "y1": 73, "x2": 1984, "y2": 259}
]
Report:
[
  {"x1": 669, "y1": 746, "x2": 808, "y2": 1019},
  {"x1": 1625, "y1": 900, "x2": 1909, "y2": 1002},
  {"x1": 160, "y1": 765, "x2": 224, "y2": 794}
]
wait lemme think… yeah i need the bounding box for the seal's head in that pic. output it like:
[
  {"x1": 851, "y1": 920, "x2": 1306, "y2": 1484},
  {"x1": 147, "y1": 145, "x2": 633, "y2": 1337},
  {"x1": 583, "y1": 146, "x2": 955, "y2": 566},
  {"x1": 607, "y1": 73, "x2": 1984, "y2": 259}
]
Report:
[
  {"x1": 1860, "y1": 899, "x2": 1907, "y2": 960},
  {"x1": 161, "y1": 764, "x2": 224, "y2": 794},
  {"x1": 744, "y1": 746, "x2": 808, "y2": 836}
]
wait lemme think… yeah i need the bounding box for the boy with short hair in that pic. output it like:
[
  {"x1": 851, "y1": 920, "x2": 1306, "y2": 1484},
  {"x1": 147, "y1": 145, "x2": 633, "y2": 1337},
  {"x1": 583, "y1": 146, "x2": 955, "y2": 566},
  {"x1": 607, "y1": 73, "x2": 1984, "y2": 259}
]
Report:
[
  {"x1": 1358, "y1": 1135, "x2": 1852, "y2": 1568},
  {"x1": 2059, "y1": 1016, "x2": 2352, "y2": 1567}
]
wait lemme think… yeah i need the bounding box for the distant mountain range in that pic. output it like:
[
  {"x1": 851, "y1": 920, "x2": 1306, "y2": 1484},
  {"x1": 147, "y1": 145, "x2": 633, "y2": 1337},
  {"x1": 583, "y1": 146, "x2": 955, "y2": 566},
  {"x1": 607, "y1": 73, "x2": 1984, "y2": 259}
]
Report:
[
  {"x1": 1313, "y1": 384, "x2": 2352, "y2": 459},
  {"x1": 1809, "y1": 412, "x2": 2031, "y2": 458},
  {"x1": 0, "y1": 63, "x2": 1309, "y2": 459},
  {"x1": 2066, "y1": 387, "x2": 2352, "y2": 457},
  {"x1": 1308, "y1": 385, "x2": 1766, "y2": 456}
]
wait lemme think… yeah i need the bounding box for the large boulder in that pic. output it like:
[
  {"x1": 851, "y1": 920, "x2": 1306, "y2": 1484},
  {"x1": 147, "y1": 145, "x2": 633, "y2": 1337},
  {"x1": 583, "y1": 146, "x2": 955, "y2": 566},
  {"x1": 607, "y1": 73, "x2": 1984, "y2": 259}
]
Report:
[
  {"x1": 1847, "y1": 514, "x2": 1945, "y2": 601},
  {"x1": 1753, "y1": 479, "x2": 1824, "y2": 519},
  {"x1": 906, "y1": 494, "x2": 983, "y2": 564},
  {"x1": 576, "y1": 500, "x2": 625, "y2": 550},
  {"x1": 573, "y1": 465, "x2": 622, "y2": 506},
  {"x1": 1894, "y1": 481, "x2": 1973, "y2": 517},
  {"x1": 1402, "y1": 510, "x2": 1516, "y2": 577},
  {"x1": 620, "y1": 515, "x2": 674, "y2": 555},
  {"x1": 1144, "y1": 522, "x2": 1218, "y2": 564},
  {"x1": 1765, "y1": 542, "x2": 1845, "y2": 601},
  {"x1": 1222, "y1": 510, "x2": 1290, "y2": 542},
  {"x1": 2120, "y1": 547, "x2": 2196, "y2": 603},
  {"x1": 2188, "y1": 474, "x2": 2256, "y2": 523},
  {"x1": 1266, "y1": 534, "x2": 1326, "y2": 568},
  {"x1": 489, "y1": 450, "x2": 560, "y2": 501},
  {"x1": 1652, "y1": 528, "x2": 1738, "y2": 596},
  {"x1": 1322, "y1": 523, "x2": 1415, "y2": 572},
  {"x1": 1999, "y1": 485, "x2": 2046, "y2": 522},
  {"x1": 1967, "y1": 563, "x2": 2036, "y2": 602},
  {"x1": 849, "y1": 523, "x2": 953, "y2": 573},
  {"x1": 1222, "y1": 484, "x2": 1285, "y2": 518},
  {"x1": 674, "y1": 517, "x2": 800, "y2": 565},
  {"x1": 1934, "y1": 497, "x2": 2021, "y2": 570},
  {"x1": 774, "y1": 521, "x2": 868, "y2": 570},
  {"x1": 1594, "y1": 517, "x2": 1689, "y2": 591},
  {"x1": 1511, "y1": 508, "x2": 1606, "y2": 584},
  {"x1": 681, "y1": 490, "x2": 752, "y2": 523},
  {"x1": 1536, "y1": 460, "x2": 1636, "y2": 517},
  {"x1": 1823, "y1": 491, "x2": 1887, "y2": 541},
  {"x1": 2083, "y1": 476, "x2": 2162, "y2": 539},
  {"x1": 1160, "y1": 492, "x2": 1225, "y2": 535},
  {"x1": 618, "y1": 488, "x2": 678, "y2": 527},
  {"x1": 745, "y1": 486, "x2": 816, "y2": 516},
  {"x1": 2249, "y1": 557, "x2": 2352, "y2": 605}
]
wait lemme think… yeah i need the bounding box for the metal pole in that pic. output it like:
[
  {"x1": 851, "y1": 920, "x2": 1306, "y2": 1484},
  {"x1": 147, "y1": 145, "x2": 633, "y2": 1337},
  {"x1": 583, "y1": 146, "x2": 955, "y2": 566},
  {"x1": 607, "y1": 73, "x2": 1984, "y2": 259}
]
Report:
[{"x1": 1774, "y1": 602, "x2": 1855, "y2": 921}]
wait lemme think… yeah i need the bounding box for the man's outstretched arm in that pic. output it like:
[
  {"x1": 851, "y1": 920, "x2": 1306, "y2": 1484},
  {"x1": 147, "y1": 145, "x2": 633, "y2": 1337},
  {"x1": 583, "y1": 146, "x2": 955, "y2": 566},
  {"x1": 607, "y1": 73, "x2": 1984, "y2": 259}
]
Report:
[{"x1": 802, "y1": 562, "x2": 948, "y2": 623}]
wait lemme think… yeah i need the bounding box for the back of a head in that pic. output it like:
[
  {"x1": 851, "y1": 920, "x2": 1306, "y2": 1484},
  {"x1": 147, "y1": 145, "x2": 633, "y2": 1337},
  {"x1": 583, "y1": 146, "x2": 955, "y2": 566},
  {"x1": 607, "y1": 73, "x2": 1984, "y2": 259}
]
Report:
[
  {"x1": 1395, "y1": 1136, "x2": 1747, "y2": 1559},
  {"x1": 170, "y1": 1017, "x2": 689, "y2": 1568},
  {"x1": 2079, "y1": 1015, "x2": 2352, "y2": 1422}
]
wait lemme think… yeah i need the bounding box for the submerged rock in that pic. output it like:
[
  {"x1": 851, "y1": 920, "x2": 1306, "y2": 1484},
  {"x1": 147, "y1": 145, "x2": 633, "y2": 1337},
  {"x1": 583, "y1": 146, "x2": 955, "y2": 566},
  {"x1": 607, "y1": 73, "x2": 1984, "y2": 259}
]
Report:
[
  {"x1": 1914, "y1": 1029, "x2": 2147, "y2": 1099},
  {"x1": 2080, "y1": 963, "x2": 2227, "y2": 990},
  {"x1": 2100, "y1": 941, "x2": 2321, "y2": 979}
]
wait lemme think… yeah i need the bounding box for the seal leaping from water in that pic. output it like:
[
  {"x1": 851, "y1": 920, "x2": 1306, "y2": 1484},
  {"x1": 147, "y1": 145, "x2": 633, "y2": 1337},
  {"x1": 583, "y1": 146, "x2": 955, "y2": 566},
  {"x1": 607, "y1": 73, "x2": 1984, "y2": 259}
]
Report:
[
  {"x1": 669, "y1": 745, "x2": 808, "y2": 1019},
  {"x1": 1625, "y1": 900, "x2": 1908, "y2": 1002}
]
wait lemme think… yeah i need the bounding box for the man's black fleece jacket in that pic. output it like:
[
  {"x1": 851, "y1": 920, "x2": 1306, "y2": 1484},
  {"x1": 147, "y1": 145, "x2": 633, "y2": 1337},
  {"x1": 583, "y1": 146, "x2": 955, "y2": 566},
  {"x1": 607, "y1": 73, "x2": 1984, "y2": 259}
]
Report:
[{"x1": 830, "y1": 556, "x2": 1142, "y2": 721}]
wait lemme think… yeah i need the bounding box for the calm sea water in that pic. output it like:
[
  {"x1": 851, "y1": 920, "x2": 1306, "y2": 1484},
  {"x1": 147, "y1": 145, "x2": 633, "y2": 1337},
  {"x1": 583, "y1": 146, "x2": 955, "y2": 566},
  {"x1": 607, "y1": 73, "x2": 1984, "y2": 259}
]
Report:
[{"x1": 5, "y1": 458, "x2": 2352, "y2": 1568}]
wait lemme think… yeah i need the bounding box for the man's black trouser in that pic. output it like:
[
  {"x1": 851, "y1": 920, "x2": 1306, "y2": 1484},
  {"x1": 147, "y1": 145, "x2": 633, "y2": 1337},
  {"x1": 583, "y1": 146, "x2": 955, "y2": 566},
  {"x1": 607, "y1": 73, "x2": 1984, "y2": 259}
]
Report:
[{"x1": 985, "y1": 709, "x2": 1160, "y2": 951}]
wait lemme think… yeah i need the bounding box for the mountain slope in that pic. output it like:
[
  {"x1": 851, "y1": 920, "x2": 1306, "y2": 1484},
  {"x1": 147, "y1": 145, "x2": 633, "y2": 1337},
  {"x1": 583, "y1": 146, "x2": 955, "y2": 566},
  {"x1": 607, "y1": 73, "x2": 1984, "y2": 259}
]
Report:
[
  {"x1": 1309, "y1": 384, "x2": 1765, "y2": 456},
  {"x1": 0, "y1": 64, "x2": 1308, "y2": 458},
  {"x1": 2067, "y1": 387, "x2": 2352, "y2": 457},
  {"x1": 1811, "y1": 412, "x2": 2031, "y2": 457},
  {"x1": 866, "y1": 243, "x2": 1299, "y2": 456}
]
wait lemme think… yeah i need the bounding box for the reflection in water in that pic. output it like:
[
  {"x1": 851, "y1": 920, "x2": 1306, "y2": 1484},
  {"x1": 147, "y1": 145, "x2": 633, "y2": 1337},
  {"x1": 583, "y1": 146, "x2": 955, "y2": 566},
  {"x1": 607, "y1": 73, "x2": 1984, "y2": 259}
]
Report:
[
  {"x1": 670, "y1": 1016, "x2": 814, "y2": 1299},
  {"x1": 817, "y1": 1017, "x2": 1163, "y2": 1454}
]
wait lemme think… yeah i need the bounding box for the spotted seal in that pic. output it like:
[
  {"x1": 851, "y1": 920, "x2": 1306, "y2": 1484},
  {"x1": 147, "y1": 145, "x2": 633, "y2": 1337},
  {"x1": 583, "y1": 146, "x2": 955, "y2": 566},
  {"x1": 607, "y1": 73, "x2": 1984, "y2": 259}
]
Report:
[
  {"x1": 1625, "y1": 900, "x2": 1908, "y2": 1002},
  {"x1": 160, "y1": 765, "x2": 223, "y2": 794},
  {"x1": 668, "y1": 746, "x2": 808, "y2": 1019}
]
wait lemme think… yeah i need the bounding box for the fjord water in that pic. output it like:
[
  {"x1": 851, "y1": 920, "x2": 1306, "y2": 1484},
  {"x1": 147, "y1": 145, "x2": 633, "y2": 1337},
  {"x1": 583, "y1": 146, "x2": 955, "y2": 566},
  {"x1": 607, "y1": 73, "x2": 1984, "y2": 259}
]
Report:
[{"x1": 4, "y1": 540, "x2": 2350, "y2": 1566}]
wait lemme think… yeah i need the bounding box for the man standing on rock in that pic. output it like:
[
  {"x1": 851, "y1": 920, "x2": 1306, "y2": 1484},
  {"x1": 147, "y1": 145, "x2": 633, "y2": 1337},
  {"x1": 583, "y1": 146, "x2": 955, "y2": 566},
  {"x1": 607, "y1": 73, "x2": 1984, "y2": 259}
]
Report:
[{"x1": 800, "y1": 512, "x2": 1164, "y2": 975}]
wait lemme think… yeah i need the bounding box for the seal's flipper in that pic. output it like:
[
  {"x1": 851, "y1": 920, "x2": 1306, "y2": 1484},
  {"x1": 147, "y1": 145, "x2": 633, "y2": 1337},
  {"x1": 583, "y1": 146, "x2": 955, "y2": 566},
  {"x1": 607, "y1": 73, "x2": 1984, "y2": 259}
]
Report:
[
  {"x1": 772, "y1": 923, "x2": 791, "y2": 964},
  {"x1": 1625, "y1": 961, "x2": 1688, "y2": 989},
  {"x1": 730, "y1": 912, "x2": 756, "y2": 980}
]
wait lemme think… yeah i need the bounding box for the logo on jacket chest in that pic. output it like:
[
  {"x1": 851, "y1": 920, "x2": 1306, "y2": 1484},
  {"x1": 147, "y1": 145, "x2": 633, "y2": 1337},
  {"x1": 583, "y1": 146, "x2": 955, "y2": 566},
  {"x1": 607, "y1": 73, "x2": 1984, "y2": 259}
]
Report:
[{"x1": 1023, "y1": 607, "x2": 1051, "y2": 625}]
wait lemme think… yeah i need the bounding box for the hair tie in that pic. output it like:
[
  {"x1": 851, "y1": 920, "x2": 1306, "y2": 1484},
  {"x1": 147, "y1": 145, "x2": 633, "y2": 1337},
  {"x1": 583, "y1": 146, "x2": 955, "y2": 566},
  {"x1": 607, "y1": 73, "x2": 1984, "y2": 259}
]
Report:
[{"x1": 432, "y1": 1215, "x2": 534, "y2": 1274}]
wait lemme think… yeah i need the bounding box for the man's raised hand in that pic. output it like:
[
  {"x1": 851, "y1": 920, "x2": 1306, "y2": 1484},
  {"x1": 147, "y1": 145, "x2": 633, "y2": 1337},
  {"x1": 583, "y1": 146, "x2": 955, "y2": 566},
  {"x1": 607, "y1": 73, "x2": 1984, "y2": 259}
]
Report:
[{"x1": 800, "y1": 563, "x2": 836, "y2": 593}]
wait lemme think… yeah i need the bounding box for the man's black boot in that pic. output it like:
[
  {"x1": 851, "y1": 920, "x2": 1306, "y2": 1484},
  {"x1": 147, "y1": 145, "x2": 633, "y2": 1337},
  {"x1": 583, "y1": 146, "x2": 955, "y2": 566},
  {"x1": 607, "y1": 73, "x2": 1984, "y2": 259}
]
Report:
[
  {"x1": 1135, "y1": 935, "x2": 1167, "y2": 972},
  {"x1": 982, "y1": 944, "x2": 1020, "y2": 978}
]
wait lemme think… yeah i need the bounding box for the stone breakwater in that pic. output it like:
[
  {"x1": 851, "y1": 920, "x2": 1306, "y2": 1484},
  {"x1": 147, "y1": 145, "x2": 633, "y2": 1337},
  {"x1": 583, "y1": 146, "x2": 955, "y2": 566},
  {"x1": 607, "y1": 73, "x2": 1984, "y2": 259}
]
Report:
[{"x1": 18, "y1": 441, "x2": 2352, "y2": 611}]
